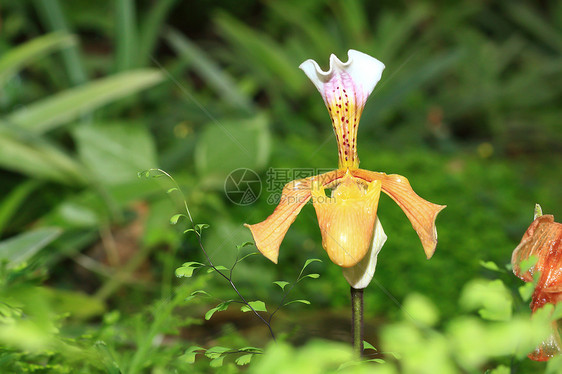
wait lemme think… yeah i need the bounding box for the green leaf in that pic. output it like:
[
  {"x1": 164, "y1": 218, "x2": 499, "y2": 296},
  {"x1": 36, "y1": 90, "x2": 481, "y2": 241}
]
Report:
[
  {"x1": 73, "y1": 122, "x2": 158, "y2": 186},
  {"x1": 273, "y1": 281, "x2": 290, "y2": 291},
  {"x1": 210, "y1": 356, "x2": 225, "y2": 368},
  {"x1": 195, "y1": 114, "x2": 271, "y2": 181},
  {"x1": 189, "y1": 290, "x2": 211, "y2": 298},
  {"x1": 175, "y1": 262, "x2": 204, "y2": 278},
  {"x1": 115, "y1": 0, "x2": 138, "y2": 71},
  {"x1": 138, "y1": 0, "x2": 177, "y2": 66},
  {"x1": 520, "y1": 255, "x2": 539, "y2": 275},
  {"x1": 235, "y1": 354, "x2": 253, "y2": 366},
  {"x1": 241, "y1": 300, "x2": 267, "y2": 313},
  {"x1": 0, "y1": 32, "x2": 76, "y2": 84},
  {"x1": 170, "y1": 214, "x2": 186, "y2": 225},
  {"x1": 519, "y1": 282, "x2": 535, "y2": 302},
  {"x1": 166, "y1": 187, "x2": 179, "y2": 194},
  {"x1": 195, "y1": 223, "x2": 210, "y2": 232},
  {"x1": 205, "y1": 302, "x2": 230, "y2": 320},
  {"x1": 183, "y1": 346, "x2": 204, "y2": 364},
  {"x1": 301, "y1": 273, "x2": 320, "y2": 279},
  {"x1": 236, "y1": 241, "x2": 254, "y2": 250},
  {"x1": 0, "y1": 180, "x2": 40, "y2": 235},
  {"x1": 238, "y1": 346, "x2": 262, "y2": 352},
  {"x1": 479, "y1": 260, "x2": 505, "y2": 273},
  {"x1": 205, "y1": 346, "x2": 230, "y2": 359},
  {"x1": 302, "y1": 258, "x2": 322, "y2": 271},
  {"x1": 0, "y1": 129, "x2": 85, "y2": 184},
  {"x1": 0, "y1": 228, "x2": 62, "y2": 267},
  {"x1": 284, "y1": 299, "x2": 311, "y2": 306},
  {"x1": 6, "y1": 70, "x2": 163, "y2": 133},
  {"x1": 165, "y1": 28, "x2": 253, "y2": 112},
  {"x1": 33, "y1": 1, "x2": 88, "y2": 85},
  {"x1": 363, "y1": 341, "x2": 377, "y2": 351},
  {"x1": 207, "y1": 265, "x2": 229, "y2": 273},
  {"x1": 460, "y1": 279, "x2": 512, "y2": 321},
  {"x1": 175, "y1": 267, "x2": 197, "y2": 278}
]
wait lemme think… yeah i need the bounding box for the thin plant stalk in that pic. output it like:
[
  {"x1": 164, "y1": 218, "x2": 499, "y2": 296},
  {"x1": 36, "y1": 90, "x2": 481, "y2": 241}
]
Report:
[{"x1": 351, "y1": 287, "x2": 364, "y2": 357}]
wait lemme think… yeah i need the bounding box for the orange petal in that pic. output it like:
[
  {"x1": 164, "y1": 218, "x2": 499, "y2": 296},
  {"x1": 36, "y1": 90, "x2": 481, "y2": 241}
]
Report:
[
  {"x1": 245, "y1": 171, "x2": 337, "y2": 263},
  {"x1": 528, "y1": 320, "x2": 562, "y2": 361},
  {"x1": 351, "y1": 169, "x2": 446, "y2": 259},
  {"x1": 511, "y1": 215, "x2": 562, "y2": 283},
  {"x1": 311, "y1": 172, "x2": 382, "y2": 267}
]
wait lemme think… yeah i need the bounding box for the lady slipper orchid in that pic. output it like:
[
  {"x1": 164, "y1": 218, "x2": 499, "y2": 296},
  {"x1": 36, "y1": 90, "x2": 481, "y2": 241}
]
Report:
[
  {"x1": 245, "y1": 50, "x2": 445, "y2": 288},
  {"x1": 512, "y1": 205, "x2": 562, "y2": 361}
]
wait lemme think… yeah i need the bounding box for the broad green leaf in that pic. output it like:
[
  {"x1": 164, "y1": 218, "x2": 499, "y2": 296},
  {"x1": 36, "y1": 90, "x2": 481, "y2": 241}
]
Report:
[
  {"x1": 301, "y1": 258, "x2": 322, "y2": 271},
  {"x1": 207, "y1": 265, "x2": 229, "y2": 273},
  {"x1": 205, "y1": 346, "x2": 230, "y2": 359},
  {"x1": 520, "y1": 255, "x2": 539, "y2": 275},
  {"x1": 170, "y1": 214, "x2": 186, "y2": 225},
  {"x1": 183, "y1": 346, "x2": 204, "y2": 364},
  {"x1": 460, "y1": 279, "x2": 512, "y2": 321},
  {"x1": 73, "y1": 122, "x2": 158, "y2": 186},
  {"x1": 180, "y1": 261, "x2": 205, "y2": 268},
  {"x1": 175, "y1": 267, "x2": 197, "y2": 278},
  {"x1": 241, "y1": 300, "x2": 267, "y2": 313},
  {"x1": 0, "y1": 129, "x2": 85, "y2": 184},
  {"x1": 41, "y1": 287, "x2": 105, "y2": 320},
  {"x1": 273, "y1": 281, "x2": 290, "y2": 291},
  {"x1": 195, "y1": 114, "x2": 270, "y2": 182},
  {"x1": 175, "y1": 262, "x2": 204, "y2": 278},
  {"x1": 205, "y1": 302, "x2": 230, "y2": 320},
  {"x1": 479, "y1": 260, "x2": 505, "y2": 273},
  {"x1": 0, "y1": 228, "x2": 61, "y2": 267},
  {"x1": 301, "y1": 273, "x2": 320, "y2": 279},
  {"x1": 363, "y1": 341, "x2": 377, "y2": 351},
  {"x1": 519, "y1": 282, "x2": 535, "y2": 302},
  {"x1": 209, "y1": 356, "x2": 225, "y2": 368},
  {"x1": 235, "y1": 354, "x2": 253, "y2": 366},
  {"x1": 6, "y1": 70, "x2": 163, "y2": 133},
  {"x1": 0, "y1": 32, "x2": 75, "y2": 84},
  {"x1": 403, "y1": 293, "x2": 439, "y2": 326}
]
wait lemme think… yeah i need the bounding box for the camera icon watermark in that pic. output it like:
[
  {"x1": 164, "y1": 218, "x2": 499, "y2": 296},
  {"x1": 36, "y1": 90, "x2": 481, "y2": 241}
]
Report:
[
  {"x1": 224, "y1": 167, "x2": 334, "y2": 206},
  {"x1": 224, "y1": 168, "x2": 262, "y2": 206}
]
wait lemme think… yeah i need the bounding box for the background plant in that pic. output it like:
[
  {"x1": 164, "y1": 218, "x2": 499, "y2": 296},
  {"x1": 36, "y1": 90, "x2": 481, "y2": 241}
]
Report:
[{"x1": 0, "y1": 0, "x2": 560, "y2": 372}]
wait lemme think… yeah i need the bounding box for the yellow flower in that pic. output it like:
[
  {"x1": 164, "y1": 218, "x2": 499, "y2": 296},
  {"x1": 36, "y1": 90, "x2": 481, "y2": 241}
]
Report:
[{"x1": 245, "y1": 50, "x2": 445, "y2": 287}]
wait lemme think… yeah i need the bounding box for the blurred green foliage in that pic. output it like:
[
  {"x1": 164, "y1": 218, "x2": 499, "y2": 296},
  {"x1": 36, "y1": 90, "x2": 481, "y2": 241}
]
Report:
[{"x1": 0, "y1": 0, "x2": 561, "y2": 372}]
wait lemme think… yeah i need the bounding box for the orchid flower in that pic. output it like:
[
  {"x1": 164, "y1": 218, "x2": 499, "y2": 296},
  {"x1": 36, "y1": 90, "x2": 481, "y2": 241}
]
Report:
[
  {"x1": 512, "y1": 205, "x2": 562, "y2": 361},
  {"x1": 245, "y1": 50, "x2": 445, "y2": 288}
]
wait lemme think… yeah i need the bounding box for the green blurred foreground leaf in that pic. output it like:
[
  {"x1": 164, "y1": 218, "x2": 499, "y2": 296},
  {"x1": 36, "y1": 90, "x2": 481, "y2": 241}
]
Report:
[
  {"x1": 0, "y1": 228, "x2": 61, "y2": 267},
  {"x1": 5, "y1": 70, "x2": 163, "y2": 133},
  {"x1": 0, "y1": 32, "x2": 76, "y2": 84}
]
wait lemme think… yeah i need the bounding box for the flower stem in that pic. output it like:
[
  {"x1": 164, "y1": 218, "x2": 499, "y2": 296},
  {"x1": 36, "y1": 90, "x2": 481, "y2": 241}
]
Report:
[{"x1": 350, "y1": 287, "x2": 364, "y2": 357}]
